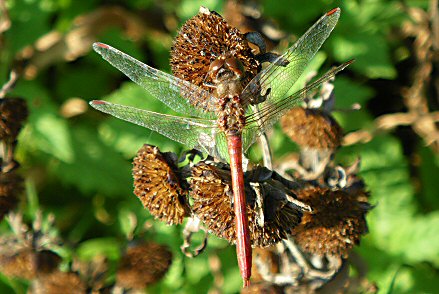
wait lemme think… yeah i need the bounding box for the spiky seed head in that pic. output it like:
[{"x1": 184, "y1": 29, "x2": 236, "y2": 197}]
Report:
[
  {"x1": 0, "y1": 97, "x2": 28, "y2": 142},
  {"x1": 0, "y1": 249, "x2": 61, "y2": 280},
  {"x1": 30, "y1": 271, "x2": 86, "y2": 294},
  {"x1": 241, "y1": 282, "x2": 283, "y2": 294},
  {"x1": 291, "y1": 186, "x2": 369, "y2": 257},
  {"x1": 190, "y1": 162, "x2": 302, "y2": 247},
  {"x1": 170, "y1": 7, "x2": 260, "y2": 105},
  {"x1": 0, "y1": 171, "x2": 23, "y2": 220},
  {"x1": 281, "y1": 108, "x2": 343, "y2": 149},
  {"x1": 132, "y1": 144, "x2": 190, "y2": 225},
  {"x1": 116, "y1": 242, "x2": 172, "y2": 289}
]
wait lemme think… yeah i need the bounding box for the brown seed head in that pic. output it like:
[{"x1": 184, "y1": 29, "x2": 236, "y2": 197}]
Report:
[
  {"x1": 116, "y1": 242, "x2": 172, "y2": 289},
  {"x1": 170, "y1": 7, "x2": 259, "y2": 104},
  {"x1": 0, "y1": 171, "x2": 23, "y2": 220},
  {"x1": 0, "y1": 249, "x2": 61, "y2": 280},
  {"x1": 291, "y1": 186, "x2": 369, "y2": 257},
  {"x1": 31, "y1": 271, "x2": 86, "y2": 294},
  {"x1": 190, "y1": 162, "x2": 302, "y2": 247},
  {"x1": 281, "y1": 107, "x2": 343, "y2": 149},
  {"x1": 0, "y1": 97, "x2": 28, "y2": 142},
  {"x1": 241, "y1": 282, "x2": 283, "y2": 294},
  {"x1": 132, "y1": 144, "x2": 190, "y2": 225}
]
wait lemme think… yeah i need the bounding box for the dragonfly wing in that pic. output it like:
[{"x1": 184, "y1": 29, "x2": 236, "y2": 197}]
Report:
[
  {"x1": 90, "y1": 100, "x2": 230, "y2": 161},
  {"x1": 242, "y1": 60, "x2": 353, "y2": 150},
  {"x1": 241, "y1": 8, "x2": 340, "y2": 107},
  {"x1": 93, "y1": 43, "x2": 216, "y2": 120}
]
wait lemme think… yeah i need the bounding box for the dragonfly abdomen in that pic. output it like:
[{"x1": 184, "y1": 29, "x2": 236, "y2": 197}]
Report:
[{"x1": 217, "y1": 95, "x2": 246, "y2": 136}]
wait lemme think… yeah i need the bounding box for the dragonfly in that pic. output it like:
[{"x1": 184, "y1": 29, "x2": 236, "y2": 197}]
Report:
[{"x1": 90, "y1": 7, "x2": 352, "y2": 287}]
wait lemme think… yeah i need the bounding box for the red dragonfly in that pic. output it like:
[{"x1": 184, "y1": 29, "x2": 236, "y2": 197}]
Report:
[{"x1": 90, "y1": 8, "x2": 352, "y2": 287}]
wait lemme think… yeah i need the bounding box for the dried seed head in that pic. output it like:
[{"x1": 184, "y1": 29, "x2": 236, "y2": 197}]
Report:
[
  {"x1": 0, "y1": 97, "x2": 28, "y2": 142},
  {"x1": 0, "y1": 249, "x2": 61, "y2": 280},
  {"x1": 170, "y1": 7, "x2": 259, "y2": 103},
  {"x1": 251, "y1": 247, "x2": 280, "y2": 282},
  {"x1": 190, "y1": 163, "x2": 302, "y2": 247},
  {"x1": 116, "y1": 242, "x2": 172, "y2": 289},
  {"x1": 31, "y1": 271, "x2": 86, "y2": 294},
  {"x1": 132, "y1": 144, "x2": 190, "y2": 225},
  {"x1": 281, "y1": 107, "x2": 343, "y2": 149},
  {"x1": 0, "y1": 171, "x2": 23, "y2": 220},
  {"x1": 0, "y1": 249, "x2": 36, "y2": 279},
  {"x1": 291, "y1": 186, "x2": 369, "y2": 257},
  {"x1": 241, "y1": 282, "x2": 283, "y2": 294}
]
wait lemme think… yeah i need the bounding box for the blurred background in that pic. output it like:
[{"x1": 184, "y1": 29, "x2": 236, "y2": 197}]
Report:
[{"x1": 0, "y1": 0, "x2": 438, "y2": 293}]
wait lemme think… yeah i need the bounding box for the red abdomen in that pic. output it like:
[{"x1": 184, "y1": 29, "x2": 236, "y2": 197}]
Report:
[{"x1": 227, "y1": 135, "x2": 251, "y2": 286}]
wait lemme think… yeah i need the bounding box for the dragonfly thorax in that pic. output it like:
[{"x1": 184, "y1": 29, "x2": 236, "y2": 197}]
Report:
[
  {"x1": 209, "y1": 55, "x2": 245, "y2": 83},
  {"x1": 208, "y1": 56, "x2": 247, "y2": 135}
]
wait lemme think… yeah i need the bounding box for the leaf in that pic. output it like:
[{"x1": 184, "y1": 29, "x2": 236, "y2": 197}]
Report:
[
  {"x1": 354, "y1": 135, "x2": 439, "y2": 291},
  {"x1": 76, "y1": 237, "x2": 120, "y2": 261},
  {"x1": 55, "y1": 125, "x2": 133, "y2": 196},
  {"x1": 12, "y1": 81, "x2": 74, "y2": 162}
]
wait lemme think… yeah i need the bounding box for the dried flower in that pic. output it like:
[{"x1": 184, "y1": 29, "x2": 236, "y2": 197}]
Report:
[
  {"x1": 170, "y1": 7, "x2": 259, "y2": 109},
  {"x1": 116, "y1": 242, "x2": 172, "y2": 289},
  {"x1": 30, "y1": 271, "x2": 86, "y2": 294},
  {"x1": 241, "y1": 282, "x2": 283, "y2": 294},
  {"x1": 0, "y1": 97, "x2": 28, "y2": 142},
  {"x1": 281, "y1": 107, "x2": 343, "y2": 149},
  {"x1": 0, "y1": 171, "x2": 23, "y2": 220},
  {"x1": 190, "y1": 162, "x2": 304, "y2": 247},
  {"x1": 0, "y1": 249, "x2": 61, "y2": 279},
  {"x1": 132, "y1": 144, "x2": 190, "y2": 225},
  {"x1": 291, "y1": 186, "x2": 370, "y2": 257}
]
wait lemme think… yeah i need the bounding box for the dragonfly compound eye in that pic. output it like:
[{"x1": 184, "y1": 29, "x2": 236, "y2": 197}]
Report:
[
  {"x1": 225, "y1": 57, "x2": 245, "y2": 78},
  {"x1": 208, "y1": 58, "x2": 225, "y2": 79}
]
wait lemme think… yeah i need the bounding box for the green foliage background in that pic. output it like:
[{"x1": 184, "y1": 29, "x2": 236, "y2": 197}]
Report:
[{"x1": 1, "y1": 0, "x2": 438, "y2": 293}]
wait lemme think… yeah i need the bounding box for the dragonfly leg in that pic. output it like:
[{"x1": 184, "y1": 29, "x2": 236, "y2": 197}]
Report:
[
  {"x1": 245, "y1": 31, "x2": 266, "y2": 53},
  {"x1": 203, "y1": 81, "x2": 217, "y2": 89},
  {"x1": 249, "y1": 87, "x2": 271, "y2": 105}
]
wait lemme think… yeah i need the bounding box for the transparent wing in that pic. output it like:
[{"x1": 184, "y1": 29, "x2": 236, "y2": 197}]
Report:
[
  {"x1": 242, "y1": 61, "x2": 353, "y2": 151},
  {"x1": 93, "y1": 43, "x2": 216, "y2": 120},
  {"x1": 90, "y1": 100, "x2": 231, "y2": 161},
  {"x1": 241, "y1": 8, "x2": 340, "y2": 107}
]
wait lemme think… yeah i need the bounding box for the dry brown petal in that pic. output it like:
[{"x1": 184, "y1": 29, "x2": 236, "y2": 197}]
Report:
[
  {"x1": 281, "y1": 107, "x2": 343, "y2": 149},
  {"x1": 170, "y1": 7, "x2": 259, "y2": 109},
  {"x1": 291, "y1": 186, "x2": 369, "y2": 257},
  {"x1": 116, "y1": 242, "x2": 172, "y2": 289},
  {"x1": 190, "y1": 162, "x2": 302, "y2": 247},
  {"x1": 132, "y1": 144, "x2": 190, "y2": 225}
]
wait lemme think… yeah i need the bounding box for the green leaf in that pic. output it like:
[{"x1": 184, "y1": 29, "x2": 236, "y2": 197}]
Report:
[
  {"x1": 55, "y1": 125, "x2": 133, "y2": 196},
  {"x1": 76, "y1": 237, "x2": 120, "y2": 261}
]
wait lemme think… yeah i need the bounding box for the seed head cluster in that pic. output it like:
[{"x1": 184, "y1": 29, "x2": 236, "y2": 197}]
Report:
[{"x1": 190, "y1": 162, "x2": 303, "y2": 247}]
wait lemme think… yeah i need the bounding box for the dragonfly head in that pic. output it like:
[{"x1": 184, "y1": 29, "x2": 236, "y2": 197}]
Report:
[{"x1": 208, "y1": 56, "x2": 245, "y2": 83}]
